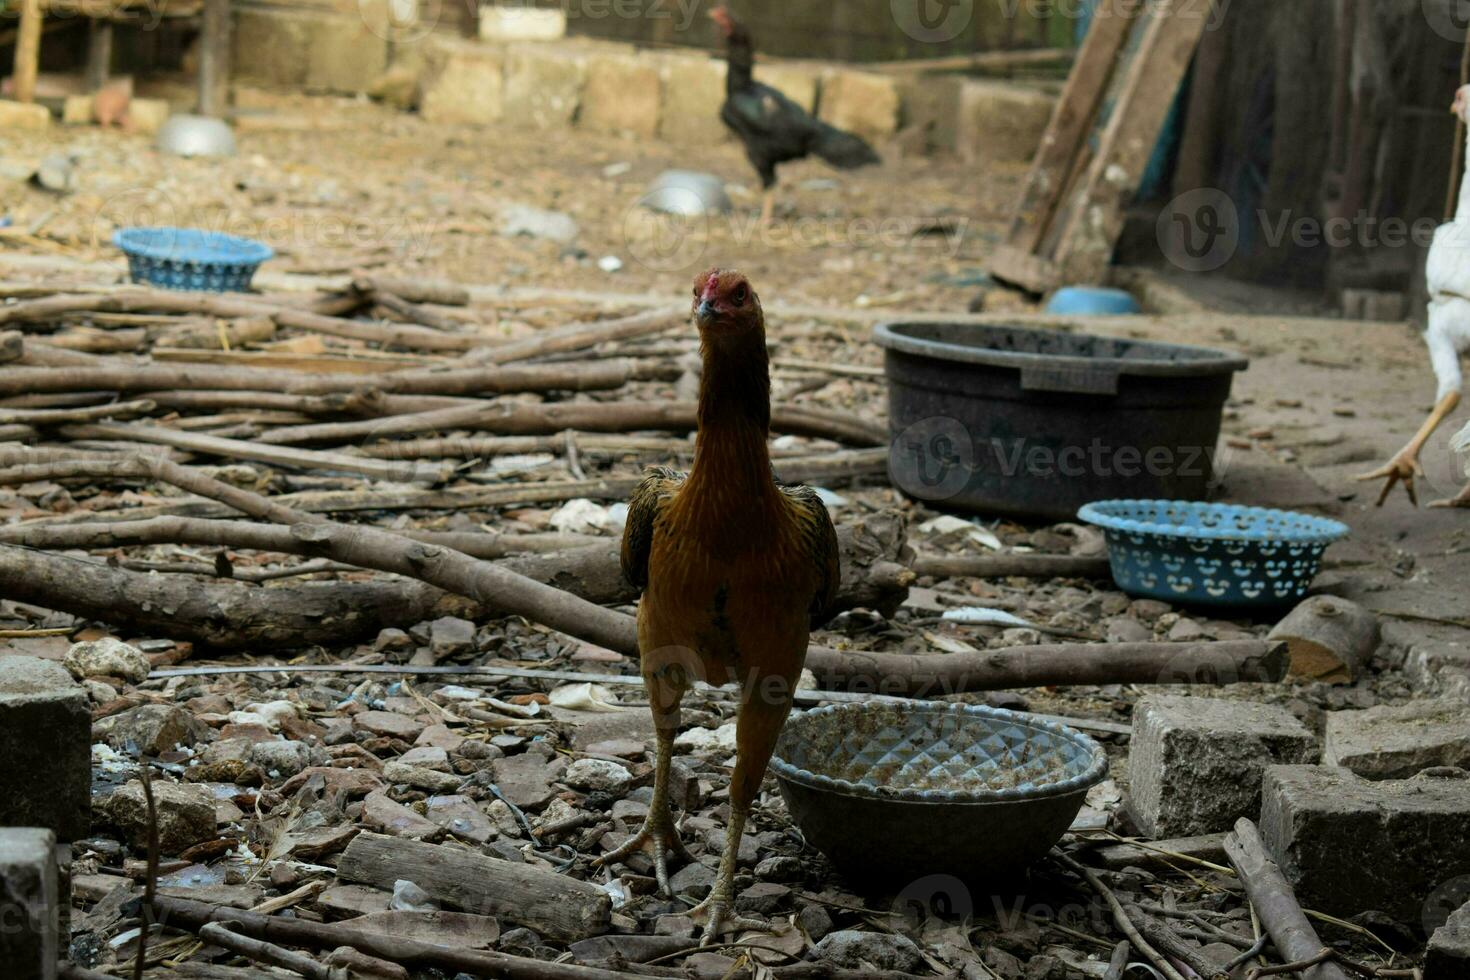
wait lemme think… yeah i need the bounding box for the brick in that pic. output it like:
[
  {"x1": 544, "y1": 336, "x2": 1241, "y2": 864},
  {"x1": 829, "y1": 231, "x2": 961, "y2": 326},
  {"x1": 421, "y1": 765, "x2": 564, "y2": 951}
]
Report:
[
  {"x1": 1428, "y1": 901, "x2": 1470, "y2": 980},
  {"x1": 660, "y1": 55, "x2": 728, "y2": 146},
  {"x1": 503, "y1": 47, "x2": 584, "y2": 130},
  {"x1": 817, "y1": 69, "x2": 898, "y2": 143},
  {"x1": 1260, "y1": 765, "x2": 1470, "y2": 922},
  {"x1": 1325, "y1": 699, "x2": 1470, "y2": 780},
  {"x1": 420, "y1": 40, "x2": 503, "y2": 126},
  {"x1": 0, "y1": 828, "x2": 59, "y2": 980},
  {"x1": 1128, "y1": 695, "x2": 1317, "y2": 838},
  {"x1": 0, "y1": 100, "x2": 50, "y2": 130},
  {"x1": 580, "y1": 54, "x2": 660, "y2": 138},
  {"x1": 955, "y1": 79, "x2": 1055, "y2": 165},
  {"x1": 0, "y1": 656, "x2": 90, "y2": 841}
]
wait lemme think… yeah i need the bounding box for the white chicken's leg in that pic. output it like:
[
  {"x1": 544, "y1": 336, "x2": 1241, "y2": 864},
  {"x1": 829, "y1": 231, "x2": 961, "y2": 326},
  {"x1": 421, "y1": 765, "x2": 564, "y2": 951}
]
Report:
[
  {"x1": 1430, "y1": 482, "x2": 1470, "y2": 508},
  {"x1": 1358, "y1": 390, "x2": 1461, "y2": 506}
]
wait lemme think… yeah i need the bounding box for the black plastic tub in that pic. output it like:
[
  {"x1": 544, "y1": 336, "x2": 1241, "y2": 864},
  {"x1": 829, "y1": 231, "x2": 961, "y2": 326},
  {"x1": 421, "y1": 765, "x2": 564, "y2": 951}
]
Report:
[{"x1": 874, "y1": 321, "x2": 1249, "y2": 520}]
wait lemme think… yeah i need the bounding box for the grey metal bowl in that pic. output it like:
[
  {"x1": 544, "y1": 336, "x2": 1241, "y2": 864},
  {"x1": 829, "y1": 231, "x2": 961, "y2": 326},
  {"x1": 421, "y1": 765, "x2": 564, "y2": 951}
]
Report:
[
  {"x1": 640, "y1": 170, "x2": 731, "y2": 216},
  {"x1": 156, "y1": 115, "x2": 237, "y2": 158},
  {"x1": 770, "y1": 701, "x2": 1108, "y2": 886}
]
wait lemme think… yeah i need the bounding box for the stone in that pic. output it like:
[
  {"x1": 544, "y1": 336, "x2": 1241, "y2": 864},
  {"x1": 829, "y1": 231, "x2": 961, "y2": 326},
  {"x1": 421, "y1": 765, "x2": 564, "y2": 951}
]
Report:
[
  {"x1": 502, "y1": 47, "x2": 584, "y2": 130},
  {"x1": 1427, "y1": 900, "x2": 1470, "y2": 980},
  {"x1": 421, "y1": 39, "x2": 503, "y2": 126},
  {"x1": 424, "y1": 794, "x2": 494, "y2": 843},
  {"x1": 356, "y1": 710, "x2": 424, "y2": 740},
  {"x1": 660, "y1": 56, "x2": 728, "y2": 145},
  {"x1": 563, "y1": 758, "x2": 632, "y2": 795},
  {"x1": 580, "y1": 54, "x2": 660, "y2": 138},
  {"x1": 0, "y1": 100, "x2": 49, "y2": 130},
  {"x1": 363, "y1": 790, "x2": 442, "y2": 840},
  {"x1": 399, "y1": 746, "x2": 450, "y2": 771},
  {"x1": 126, "y1": 98, "x2": 169, "y2": 134},
  {"x1": 94, "y1": 703, "x2": 209, "y2": 755},
  {"x1": 428, "y1": 616, "x2": 476, "y2": 659},
  {"x1": 480, "y1": 5, "x2": 566, "y2": 41},
  {"x1": 1105, "y1": 616, "x2": 1153, "y2": 644},
  {"x1": 489, "y1": 753, "x2": 565, "y2": 810},
  {"x1": 1324, "y1": 699, "x2": 1470, "y2": 779},
  {"x1": 250, "y1": 740, "x2": 322, "y2": 778},
  {"x1": 668, "y1": 860, "x2": 715, "y2": 900},
  {"x1": 382, "y1": 761, "x2": 461, "y2": 794},
  {"x1": 0, "y1": 657, "x2": 90, "y2": 841},
  {"x1": 674, "y1": 722, "x2": 737, "y2": 756},
  {"x1": 63, "y1": 638, "x2": 149, "y2": 684},
  {"x1": 279, "y1": 766, "x2": 384, "y2": 798},
  {"x1": 755, "y1": 855, "x2": 803, "y2": 882},
  {"x1": 0, "y1": 828, "x2": 58, "y2": 980},
  {"x1": 416, "y1": 724, "x2": 466, "y2": 753},
  {"x1": 812, "y1": 930, "x2": 923, "y2": 973},
  {"x1": 367, "y1": 64, "x2": 419, "y2": 110},
  {"x1": 956, "y1": 80, "x2": 1055, "y2": 165},
  {"x1": 1260, "y1": 765, "x2": 1470, "y2": 922},
  {"x1": 1128, "y1": 695, "x2": 1318, "y2": 838},
  {"x1": 797, "y1": 903, "x2": 834, "y2": 941},
  {"x1": 736, "y1": 881, "x2": 790, "y2": 914},
  {"x1": 108, "y1": 780, "x2": 216, "y2": 853},
  {"x1": 498, "y1": 203, "x2": 579, "y2": 244},
  {"x1": 817, "y1": 70, "x2": 899, "y2": 144},
  {"x1": 585, "y1": 739, "x2": 647, "y2": 760}
]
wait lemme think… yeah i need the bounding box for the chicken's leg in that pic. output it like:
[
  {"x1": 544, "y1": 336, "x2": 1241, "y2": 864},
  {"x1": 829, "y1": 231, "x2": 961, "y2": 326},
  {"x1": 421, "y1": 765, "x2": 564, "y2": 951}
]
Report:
[
  {"x1": 1430, "y1": 481, "x2": 1470, "y2": 508},
  {"x1": 1358, "y1": 391, "x2": 1461, "y2": 505},
  {"x1": 688, "y1": 674, "x2": 794, "y2": 943},
  {"x1": 594, "y1": 663, "x2": 692, "y2": 895},
  {"x1": 759, "y1": 187, "x2": 776, "y2": 228}
]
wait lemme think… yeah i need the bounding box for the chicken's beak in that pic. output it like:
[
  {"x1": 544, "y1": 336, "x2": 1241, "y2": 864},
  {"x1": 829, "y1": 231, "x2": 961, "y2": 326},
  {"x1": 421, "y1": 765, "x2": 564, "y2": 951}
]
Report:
[{"x1": 696, "y1": 300, "x2": 716, "y2": 324}]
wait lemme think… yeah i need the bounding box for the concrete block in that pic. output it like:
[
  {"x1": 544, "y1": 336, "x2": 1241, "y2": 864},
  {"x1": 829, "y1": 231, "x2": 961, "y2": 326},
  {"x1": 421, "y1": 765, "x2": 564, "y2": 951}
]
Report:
[
  {"x1": 660, "y1": 55, "x2": 728, "y2": 146},
  {"x1": 127, "y1": 97, "x2": 170, "y2": 135},
  {"x1": 755, "y1": 65, "x2": 816, "y2": 113},
  {"x1": 0, "y1": 828, "x2": 59, "y2": 980},
  {"x1": 233, "y1": 9, "x2": 313, "y2": 88},
  {"x1": 1260, "y1": 765, "x2": 1470, "y2": 922},
  {"x1": 480, "y1": 6, "x2": 566, "y2": 41},
  {"x1": 0, "y1": 100, "x2": 50, "y2": 130},
  {"x1": 1325, "y1": 699, "x2": 1470, "y2": 780},
  {"x1": 0, "y1": 656, "x2": 90, "y2": 841},
  {"x1": 1427, "y1": 901, "x2": 1470, "y2": 980},
  {"x1": 61, "y1": 94, "x2": 93, "y2": 126},
  {"x1": 1128, "y1": 695, "x2": 1318, "y2": 838},
  {"x1": 956, "y1": 79, "x2": 1055, "y2": 165},
  {"x1": 420, "y1": 39, "x2": 503, "y2": 127},
  {"x1": 303, "y1": 6, "x2": 391, "y2": 94},
  {"x1": 894, "y1": 74, "x2": 963, "y2": 155},
  {"x1": 503, "y1": 47, "x2": 585, "y2": 131},
  {"x1": 817, "y1": 69, "x2": 898, "y2": 143},
  {"x1": 580, "y1": 54, "x2": 660, "y2": 138},
  {"x1": 108, "y1": 780, "x2": 216, "y2": 854}
]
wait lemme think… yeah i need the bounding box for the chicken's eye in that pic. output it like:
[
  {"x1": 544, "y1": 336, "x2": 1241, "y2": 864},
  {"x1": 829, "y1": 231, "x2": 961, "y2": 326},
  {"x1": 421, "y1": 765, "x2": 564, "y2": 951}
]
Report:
[{"x1": 732, "y1": 284, "x2": 748, "y2": 304}]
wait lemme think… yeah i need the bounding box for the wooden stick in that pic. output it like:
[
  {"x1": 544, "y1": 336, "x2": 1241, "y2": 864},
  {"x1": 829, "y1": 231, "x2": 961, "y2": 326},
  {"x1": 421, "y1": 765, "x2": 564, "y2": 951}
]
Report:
[
  {"x1": 472, "y1": 308, "x2": 683, "y2": 364},
  {"x1": 197, "y1": 922, "x2": 331, "y2": 980},
  {"x1": 1267, "y1": 596, "x2": 1379, "y2": 684},
  {"x1": 258, "y1": 399, "x2": 886, "y2": 447},
  {"x1": 1053, "y1": 851, "x2": 1188, "y2": 980},
  {"x1": 1224, "y1": 819, "x2": 1352, "y2": 980},
  {"x1": 0, "y1": 399, "x2": 155, "y2": 426},
  {"x1": 352, "y1": 275, "x2": 469, "y2": 306},
  {"x1": 11, "y1": 0, "x2": 42, "y2": 104}
]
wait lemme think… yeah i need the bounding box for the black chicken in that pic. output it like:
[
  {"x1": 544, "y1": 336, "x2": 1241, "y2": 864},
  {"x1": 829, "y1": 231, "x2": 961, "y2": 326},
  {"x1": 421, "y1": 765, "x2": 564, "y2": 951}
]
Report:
[{"x1": 709, "y1": 6, "x2": 881, "y2": 225}]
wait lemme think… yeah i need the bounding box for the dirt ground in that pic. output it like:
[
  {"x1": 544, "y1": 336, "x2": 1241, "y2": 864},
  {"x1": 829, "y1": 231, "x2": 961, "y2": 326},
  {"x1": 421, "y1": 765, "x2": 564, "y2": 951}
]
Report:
[{"x1": 2, "y1": 88, "x2": 1469, "y2": 978}]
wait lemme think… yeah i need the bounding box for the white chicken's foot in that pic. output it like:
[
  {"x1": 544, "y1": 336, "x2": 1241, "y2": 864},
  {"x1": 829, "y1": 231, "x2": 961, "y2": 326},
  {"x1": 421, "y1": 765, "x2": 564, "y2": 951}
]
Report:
[{"x1": 1430, "y1": 482, "x2": 1470, "y2": 508}]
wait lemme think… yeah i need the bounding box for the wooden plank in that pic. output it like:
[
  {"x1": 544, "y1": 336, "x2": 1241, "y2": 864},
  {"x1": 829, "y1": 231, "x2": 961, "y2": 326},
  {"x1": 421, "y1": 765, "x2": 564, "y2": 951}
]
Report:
[
  {"x1": 11, "y1": 0, "x2": 43, "y2": 104},
  {"x1": 335, "y1": 833, "x2": 611, "y2": 942},
  {"x1": 988, "y1": 245, "x2": 1061, "y2": 295},
  {"x1": 197, "y1": 0, "x2": 231, "y2": 117},
  {"x1": 1051, "y1": 0, "x2": 1212, "y2": 284},
  {"x1": 1003, "y1": 0, "x2": 1141, "y2": 255}
]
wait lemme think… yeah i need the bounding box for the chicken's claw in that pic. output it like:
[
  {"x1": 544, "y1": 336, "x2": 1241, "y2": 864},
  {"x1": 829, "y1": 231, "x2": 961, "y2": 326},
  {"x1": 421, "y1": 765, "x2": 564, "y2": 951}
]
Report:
[
  {"x1": 687, "y1": 893, "x2": 768, "y2": 945},
  {"x1": 1357, "y1": 450, "x2": 1424, "y2": 506},
  {"x1": 593, "y1": 811, "x2": 692, "y2": 897},
  {"x1": 1429, "y1": 483, "x2": 1470, "y2": 509}
]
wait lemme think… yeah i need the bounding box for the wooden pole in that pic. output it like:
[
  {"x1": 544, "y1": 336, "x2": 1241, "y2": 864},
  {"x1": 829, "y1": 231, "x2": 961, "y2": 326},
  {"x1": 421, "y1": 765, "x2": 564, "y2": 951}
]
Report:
[
  {"x1": 197, "y1": 0, "x2": 231, "y2": 117},
  {"x1": 85, "y1": 19, "x2": 112, "y2": 92},
  {"x1": 11, "y1": 0, "x2": 43, "y2": 104}
]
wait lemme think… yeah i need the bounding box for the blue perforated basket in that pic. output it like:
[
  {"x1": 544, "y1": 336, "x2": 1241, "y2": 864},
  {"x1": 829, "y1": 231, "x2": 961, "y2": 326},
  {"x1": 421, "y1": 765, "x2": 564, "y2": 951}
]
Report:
[
  {"x1": 113, "y1": 227, "x2": 273, "y2": 292},
  {"x1": 1078, "y1": 499, "x2": 1349, "y2": 607}
]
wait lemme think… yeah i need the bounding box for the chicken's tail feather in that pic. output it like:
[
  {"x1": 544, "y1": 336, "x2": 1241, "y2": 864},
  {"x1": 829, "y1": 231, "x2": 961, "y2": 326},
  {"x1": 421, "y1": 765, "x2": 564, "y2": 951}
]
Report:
[
  {"x1": 811, "y1": 121, "x2": 881, "y2": 170},
  {"x1": 1452, "y1": 420, "x2": 1470, "y2": 477}
]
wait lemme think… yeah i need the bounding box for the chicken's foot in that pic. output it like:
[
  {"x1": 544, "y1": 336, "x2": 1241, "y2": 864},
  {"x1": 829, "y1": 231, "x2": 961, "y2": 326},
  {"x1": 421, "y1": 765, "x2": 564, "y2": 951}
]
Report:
[
  {"x1": 594, "y1": 728, "x2": 692, "y2": 895},
  {"x1": 687, "y1": 807, "x2": 767, "y2": 943},
  {"x1": 759, "y1": 187, "x2": 776, "y2": 228},
  {"x1": 1358, "y1": 391, "x2": 1461, "y2": 505},
  {"x1": 1430, "y1": 481, "x2": 1470, "y2": 508}
]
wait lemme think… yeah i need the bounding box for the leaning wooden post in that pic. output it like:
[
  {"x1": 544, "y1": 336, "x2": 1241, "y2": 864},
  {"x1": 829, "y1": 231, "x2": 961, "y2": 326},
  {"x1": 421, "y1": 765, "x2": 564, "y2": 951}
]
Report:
[
  {"x1": 197, "y1": 0, "x2": 232, "y2": 117},
  {"x1": 12, "y1": 0, "x2": 43, "y2": 104}
]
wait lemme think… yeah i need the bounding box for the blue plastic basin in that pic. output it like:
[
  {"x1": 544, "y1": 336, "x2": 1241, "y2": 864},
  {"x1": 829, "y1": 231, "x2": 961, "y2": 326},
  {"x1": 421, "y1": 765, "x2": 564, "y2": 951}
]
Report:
[
  {"x1": 1045, "y1": 286, "x2": 1141, "y2": 316},
  {"x1": 114, "y1": 227, "x2": 273, "y2": 292}
]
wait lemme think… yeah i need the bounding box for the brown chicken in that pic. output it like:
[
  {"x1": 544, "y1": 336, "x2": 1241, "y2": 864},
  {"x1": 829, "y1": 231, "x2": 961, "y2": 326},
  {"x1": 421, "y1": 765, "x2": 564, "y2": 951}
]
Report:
[{"x1": 595, "y1": 269, "x2": 839, "y2": 941}]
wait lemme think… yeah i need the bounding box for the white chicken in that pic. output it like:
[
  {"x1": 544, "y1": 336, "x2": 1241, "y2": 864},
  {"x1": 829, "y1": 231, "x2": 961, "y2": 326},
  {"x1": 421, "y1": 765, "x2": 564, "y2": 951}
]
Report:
[
  {"x1": 1448, "y1": 421, "x2": 1470, "y2": 508},
  {"x1": 1359, "y1": 85, "x2": 1470, "y2": 507}
]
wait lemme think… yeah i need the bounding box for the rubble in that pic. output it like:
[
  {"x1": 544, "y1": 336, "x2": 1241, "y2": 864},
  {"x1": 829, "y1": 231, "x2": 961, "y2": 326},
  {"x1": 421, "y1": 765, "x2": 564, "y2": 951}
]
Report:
[
  {"x1": 1427, "y1": 901, "x2": 1470, "y2": 980},
  {"x1": 0, "y1": 828, "x2": 58, "y2": 980},
  {"x1": 1128, "y1": 695, "x2": 1319, "y2": 837},
  {"x1": 94, "y1": 703, "x2": 209, "y2": 755},
  {"x1": 63, "y1": 637, "x2": 150, "y2": 684},
  {"x1": 107, "y1": 780, "x2": 216, "y2": 854}
]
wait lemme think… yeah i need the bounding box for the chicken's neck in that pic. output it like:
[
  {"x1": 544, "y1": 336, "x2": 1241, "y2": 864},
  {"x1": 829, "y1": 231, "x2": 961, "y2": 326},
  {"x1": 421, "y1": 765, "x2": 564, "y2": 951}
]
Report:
[
  {"x1": 685, "y1": 332, "x2": 778, "y2": 507},
  {"x1": 723, "y1": 28, "x2": 754, "y2": 92},
  {"x1": 1457, "y1": 123, "x2": 1470, "y2": 223}
]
